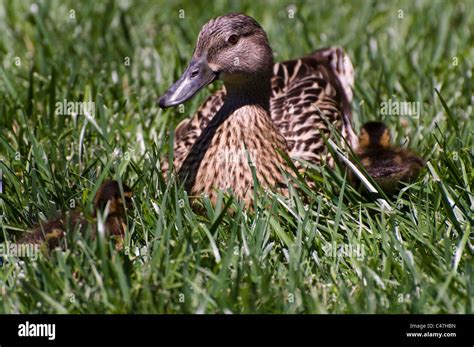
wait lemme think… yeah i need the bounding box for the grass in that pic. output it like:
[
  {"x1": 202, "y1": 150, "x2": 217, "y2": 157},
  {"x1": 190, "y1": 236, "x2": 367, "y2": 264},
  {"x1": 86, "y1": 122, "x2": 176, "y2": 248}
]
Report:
[{"x1": 0, "y1": 0, "x2": 473, "y2": 313}]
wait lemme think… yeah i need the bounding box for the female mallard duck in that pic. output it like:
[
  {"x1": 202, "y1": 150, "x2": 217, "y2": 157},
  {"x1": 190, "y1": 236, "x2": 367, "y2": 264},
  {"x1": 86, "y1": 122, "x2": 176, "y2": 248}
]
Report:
[
  {"x1": 159, "y1": 13, "x2": 357, "y2": 206},
  {"x1": 18, "y1": 180, "x2": 133, "y2": 249},
  {"x1": 351, "y1": 122, "x2": 425, "y2": 194}
]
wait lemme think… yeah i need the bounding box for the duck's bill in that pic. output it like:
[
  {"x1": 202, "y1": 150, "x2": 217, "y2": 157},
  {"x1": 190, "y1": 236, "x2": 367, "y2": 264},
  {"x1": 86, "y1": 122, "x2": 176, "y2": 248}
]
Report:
[{"x1": 158, "y1": 58, "x2": 218, "y2": 108}]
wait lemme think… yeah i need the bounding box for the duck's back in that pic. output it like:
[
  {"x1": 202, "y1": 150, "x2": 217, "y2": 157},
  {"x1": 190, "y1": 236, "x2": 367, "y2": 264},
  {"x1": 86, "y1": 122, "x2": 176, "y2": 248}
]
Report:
[
  {"x1": 270, "y1": 47, "x2": 356, "y2": 168},
  {"x1": 165, "y1": 47, "x2": 356, "y2": 173},
  {"x1": 355, "y1": 147, "x2": 426, "y2": 193}
]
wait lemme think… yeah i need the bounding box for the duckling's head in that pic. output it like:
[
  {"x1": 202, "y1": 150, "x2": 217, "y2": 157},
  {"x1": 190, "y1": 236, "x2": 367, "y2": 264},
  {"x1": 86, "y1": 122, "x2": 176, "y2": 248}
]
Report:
[
  {"x1": 358, "y1": 122, "x2": 392, "y2": 150},
  {"x1": 93, "y1": 180, "x2": 133, "y2": 218},
  {"x1": 159, "y1": 13, "x2": 273, "y2": 108}
]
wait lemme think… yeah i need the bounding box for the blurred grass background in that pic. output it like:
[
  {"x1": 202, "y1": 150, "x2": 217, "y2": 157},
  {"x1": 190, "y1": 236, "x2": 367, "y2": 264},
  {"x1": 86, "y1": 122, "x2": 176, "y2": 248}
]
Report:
[{"x1": 0, "y1": 0, "x2": 473, "y2": 313}]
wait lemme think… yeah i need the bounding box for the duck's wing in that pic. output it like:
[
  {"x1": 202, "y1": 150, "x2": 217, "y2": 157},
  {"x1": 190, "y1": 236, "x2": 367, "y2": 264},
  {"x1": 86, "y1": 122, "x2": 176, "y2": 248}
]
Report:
[
  {"x1": 309, "y1": 46, "x2": 354, "y2": 103},
  {"x1": 270, "y1": 47, "x2": 357, "y2": 168}
]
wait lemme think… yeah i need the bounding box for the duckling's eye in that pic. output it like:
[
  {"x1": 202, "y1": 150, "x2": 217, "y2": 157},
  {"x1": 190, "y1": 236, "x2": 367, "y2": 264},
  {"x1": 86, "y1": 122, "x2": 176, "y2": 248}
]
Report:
[{"x1": 227, "y1": 34, "x2": 239, "y2": 45}]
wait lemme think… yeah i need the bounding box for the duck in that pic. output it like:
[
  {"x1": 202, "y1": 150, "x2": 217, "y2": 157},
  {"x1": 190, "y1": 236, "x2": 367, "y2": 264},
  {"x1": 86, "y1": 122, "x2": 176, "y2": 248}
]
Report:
[
  {"x1": 18, "y1": 180, "x2": 133, "y2": 250},
  {"x1": 158, "y1": 13, "x2": 357, "y2": 207},
  {"x1": 351, "y1": 121, "x2": 425, "y2": 194}
]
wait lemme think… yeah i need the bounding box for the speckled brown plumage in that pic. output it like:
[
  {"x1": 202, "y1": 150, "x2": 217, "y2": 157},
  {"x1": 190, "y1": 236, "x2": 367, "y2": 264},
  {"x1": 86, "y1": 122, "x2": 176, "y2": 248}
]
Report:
[
  {"x1": 178, "y1": 102, "x2": 289, "y2": 205},
  {"x1": 159, "y1": 14, "x2": 357, "y2": 206}
]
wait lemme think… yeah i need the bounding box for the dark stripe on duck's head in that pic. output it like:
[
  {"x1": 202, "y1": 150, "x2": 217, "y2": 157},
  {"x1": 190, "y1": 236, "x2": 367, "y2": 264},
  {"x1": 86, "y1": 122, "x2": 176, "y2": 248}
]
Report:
[
  {"x1": 158, "y1": 13, "x2": 273, "y2": 109},
  {"x1": 358, "y1": 122, "x2": 392, "y2": 150}
]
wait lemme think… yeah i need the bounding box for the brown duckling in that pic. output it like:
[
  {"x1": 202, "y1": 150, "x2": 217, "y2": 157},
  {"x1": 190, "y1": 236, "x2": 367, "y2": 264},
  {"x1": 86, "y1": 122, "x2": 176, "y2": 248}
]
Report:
[
  {"x1": 18, "y1": 180, "x2": 133, "y2": 250},
  {"x1": 92, "y1": 180, "x2": 133, "y2": 237},
  {"x1": 351, "y1": 122, "x2": 425, "y2": 194}
]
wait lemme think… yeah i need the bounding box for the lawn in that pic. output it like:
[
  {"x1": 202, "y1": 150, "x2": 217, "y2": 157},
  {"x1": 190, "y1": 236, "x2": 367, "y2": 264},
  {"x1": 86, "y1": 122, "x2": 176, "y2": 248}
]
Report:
[{"x1": 0, "y1": 0, "x2": 472, "y2": 313}]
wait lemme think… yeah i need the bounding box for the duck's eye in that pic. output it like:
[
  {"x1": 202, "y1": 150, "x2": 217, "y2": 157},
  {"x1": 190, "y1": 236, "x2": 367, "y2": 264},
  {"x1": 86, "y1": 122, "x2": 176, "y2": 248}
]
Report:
[{"x1": 227, "y1": 34, "x2": 239, "y2": 45}]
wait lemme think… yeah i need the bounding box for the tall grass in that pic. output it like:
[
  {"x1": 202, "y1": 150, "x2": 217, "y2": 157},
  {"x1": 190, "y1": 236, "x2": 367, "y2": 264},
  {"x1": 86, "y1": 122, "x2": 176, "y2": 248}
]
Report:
[{"x1": 0, "y1": 0, "x2": 472, "y2": 313}]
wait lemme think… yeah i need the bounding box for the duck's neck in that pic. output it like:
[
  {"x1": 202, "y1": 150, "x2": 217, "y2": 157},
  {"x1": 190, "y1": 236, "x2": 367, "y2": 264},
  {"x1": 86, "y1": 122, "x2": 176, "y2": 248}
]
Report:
[{"x1": 223, "y1": 75, "x2": 272, "y2": 112}]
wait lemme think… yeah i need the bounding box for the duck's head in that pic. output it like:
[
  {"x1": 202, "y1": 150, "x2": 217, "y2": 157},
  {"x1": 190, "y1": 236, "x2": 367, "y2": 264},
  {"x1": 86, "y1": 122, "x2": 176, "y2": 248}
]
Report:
[
  {"x1": 93, "y1": 180, "x2": 133, "y2": 218},
  {"x1": 158, "y1": 13, "x2": 273, "y2": 108},
  {"x1": 358, "y1": 122, "x2": 392, "y2": 150}
]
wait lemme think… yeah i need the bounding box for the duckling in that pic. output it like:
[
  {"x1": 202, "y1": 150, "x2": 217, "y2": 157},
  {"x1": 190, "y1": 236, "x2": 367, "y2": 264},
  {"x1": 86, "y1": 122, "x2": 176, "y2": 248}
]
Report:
[
  {"x1": 351, "y1": 122, "x2": 425, "y2": 194},
  {"x1": 159, "y1": 13, "x2": 356, "y2": 206},
  {"x1": 18, "y1": 180, "x2": 133, "y2": 250},
  {"x1": 93, "y1": 180, "x2": 133, "y2": 237}
]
